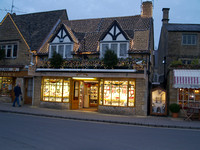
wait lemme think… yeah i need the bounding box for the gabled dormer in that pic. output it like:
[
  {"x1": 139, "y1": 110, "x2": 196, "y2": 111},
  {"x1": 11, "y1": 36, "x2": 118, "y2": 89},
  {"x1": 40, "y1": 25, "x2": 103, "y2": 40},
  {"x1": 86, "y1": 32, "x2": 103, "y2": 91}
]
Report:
[
  {"x1": 99, "y1": 20, "x2": 130, "y2": 58},
  {"x1": 49, "y1": 24, "x2": 77, "y2": 59}
]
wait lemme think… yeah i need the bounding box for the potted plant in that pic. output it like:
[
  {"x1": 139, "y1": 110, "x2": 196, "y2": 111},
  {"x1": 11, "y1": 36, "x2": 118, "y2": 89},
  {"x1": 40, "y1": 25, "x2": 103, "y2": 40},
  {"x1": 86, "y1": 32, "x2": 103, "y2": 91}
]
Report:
[{"x1": 169, "y1": 103, "x2": 180, "y2": 118}]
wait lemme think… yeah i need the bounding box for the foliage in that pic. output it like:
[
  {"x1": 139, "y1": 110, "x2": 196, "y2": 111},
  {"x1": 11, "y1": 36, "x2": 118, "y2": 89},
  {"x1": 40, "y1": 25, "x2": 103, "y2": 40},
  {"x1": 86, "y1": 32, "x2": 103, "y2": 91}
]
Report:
[
  {"x1": 103, "y1": 49, "x2": 118, "y2": 69},
  {"x1": 0, "y1": 48, "x2": 5, "y2": 61},
  {"x1": 191, "y1": 59, "x2": 199, "y2": 65},
  {"x1": 170, "y1": 60, "x2": 183, "y2": 67},
  {"x1": 169, "y1": 103, "x2": 180, "y2": 113},
  {"x1": 49, "y1": 51, "x2": 64, "y2": 68}
]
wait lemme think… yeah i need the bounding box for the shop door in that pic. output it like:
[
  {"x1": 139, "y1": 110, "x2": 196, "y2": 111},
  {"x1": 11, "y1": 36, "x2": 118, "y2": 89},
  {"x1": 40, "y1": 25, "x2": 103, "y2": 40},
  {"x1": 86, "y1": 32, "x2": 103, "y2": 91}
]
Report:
[
  {"x1": 72, "y1": 81, "x2": 79, "y2": 109},
  {"x1": 24, "y1": 78, "x2": 33, "y2": 104}
]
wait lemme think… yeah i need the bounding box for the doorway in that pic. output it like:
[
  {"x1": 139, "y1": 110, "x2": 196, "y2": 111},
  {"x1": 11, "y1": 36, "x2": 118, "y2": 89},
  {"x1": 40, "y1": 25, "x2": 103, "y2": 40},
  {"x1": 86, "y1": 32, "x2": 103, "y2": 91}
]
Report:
[
  {"x1": 24, "y1": 78, "x2": 33, "y2": 104},
  {"x1": 71, "y1": 80, "x2": 98, "y2": 111}
]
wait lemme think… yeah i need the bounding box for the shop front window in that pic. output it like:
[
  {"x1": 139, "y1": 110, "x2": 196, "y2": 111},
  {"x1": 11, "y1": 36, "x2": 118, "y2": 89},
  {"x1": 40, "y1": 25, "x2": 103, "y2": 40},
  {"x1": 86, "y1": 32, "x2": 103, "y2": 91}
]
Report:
[
  {"x1": 178, "y1": 88, "x2": 200, "y2": 107},
  {"x1": 103, "y1": 80, "x2": 135, "y2": 107},
  {"x1": 0, "y1": 77, "x2": 13, "y2": 96},
  {"x1": 42, "y1": 78, "x2": 70, "y2": 103}
]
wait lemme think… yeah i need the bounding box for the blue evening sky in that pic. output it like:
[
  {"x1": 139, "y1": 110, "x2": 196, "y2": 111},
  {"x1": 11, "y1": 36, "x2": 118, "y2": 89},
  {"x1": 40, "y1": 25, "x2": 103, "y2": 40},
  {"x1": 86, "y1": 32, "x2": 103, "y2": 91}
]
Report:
[{"x1": 0, "y1": 0, "x2": 200, "y2": 49}]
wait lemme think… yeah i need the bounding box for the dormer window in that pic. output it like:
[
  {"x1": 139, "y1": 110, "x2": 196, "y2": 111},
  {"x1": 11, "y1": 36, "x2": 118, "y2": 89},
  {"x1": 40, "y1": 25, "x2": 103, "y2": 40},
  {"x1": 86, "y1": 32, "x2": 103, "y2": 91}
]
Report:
[
  {"x1": 100, "y1": 21, "x2": 129, "y2": 58},
  {"x1": 49, "y1": 25, "x2": 74, "y2": 59}
]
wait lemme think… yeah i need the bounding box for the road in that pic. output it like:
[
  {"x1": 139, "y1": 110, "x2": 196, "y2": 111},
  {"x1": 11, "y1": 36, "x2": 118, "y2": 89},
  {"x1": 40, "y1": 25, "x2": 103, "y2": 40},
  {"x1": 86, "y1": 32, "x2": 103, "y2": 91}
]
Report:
[{"x1": 0, "y1": 112, "x2": 200, "y2": 150}]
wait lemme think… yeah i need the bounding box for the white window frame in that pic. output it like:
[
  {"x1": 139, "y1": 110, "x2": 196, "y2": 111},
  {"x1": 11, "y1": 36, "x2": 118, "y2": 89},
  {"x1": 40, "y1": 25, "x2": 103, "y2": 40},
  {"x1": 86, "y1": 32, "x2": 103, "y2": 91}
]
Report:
[
  {"x1": 100, "y1": 42, "x2": 129, "y2": 58},
  {"x1": 182, "y1": 34, "x2": 197, "y2": 45},
  {"x1": 0, "y1": 44, "x2": 18, "y2": 58},
  {"x1": 49, "y1": 43, "x2": 73, "y2": 59}
]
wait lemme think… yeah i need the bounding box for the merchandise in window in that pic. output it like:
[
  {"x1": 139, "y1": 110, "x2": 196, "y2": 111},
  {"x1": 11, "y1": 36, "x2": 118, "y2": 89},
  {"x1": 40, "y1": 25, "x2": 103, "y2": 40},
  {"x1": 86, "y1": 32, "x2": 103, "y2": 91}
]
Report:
[
  {"x1": 178, "y1": 88, "x2": 200, "y2": 107},
  {"x1": 42, "y1": 78, "x2": 70, "y2": 103},
  {"x1": 102, "y1": 80, "x2": 135, "y2": 107},
  {"x1": 0, "y1": 77, "x2": 13, "y2": 96}
]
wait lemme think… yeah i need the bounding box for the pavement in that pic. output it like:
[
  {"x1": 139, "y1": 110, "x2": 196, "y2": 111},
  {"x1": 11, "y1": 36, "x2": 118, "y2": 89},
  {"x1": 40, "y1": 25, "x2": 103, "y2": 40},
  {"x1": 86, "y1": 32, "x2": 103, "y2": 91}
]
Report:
[{"x1": 1, "y1": 102, "x2": 200, "y2": 130}]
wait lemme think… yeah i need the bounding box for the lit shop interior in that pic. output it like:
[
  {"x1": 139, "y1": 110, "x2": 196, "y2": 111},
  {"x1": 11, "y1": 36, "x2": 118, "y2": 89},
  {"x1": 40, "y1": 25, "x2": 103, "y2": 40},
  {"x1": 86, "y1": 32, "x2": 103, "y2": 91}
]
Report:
[
  {"x1": 41, "y1": 77, "x2": 135, "y2": 109},
  {"x1": 0, "y1": 77, "x2": 14, "y2": 97}
]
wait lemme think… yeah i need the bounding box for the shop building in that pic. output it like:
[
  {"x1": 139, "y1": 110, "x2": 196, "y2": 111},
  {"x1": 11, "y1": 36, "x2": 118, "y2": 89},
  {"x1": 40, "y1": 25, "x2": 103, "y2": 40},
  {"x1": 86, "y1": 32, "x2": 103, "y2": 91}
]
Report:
[
  {"x1": 157, "y1": 8, "x2": 200, "y2": 116},
  {"x1": 0, "y1": 10, "x2": 68, "y2": 104},
  {"x1": 29, "y1": 1, "x2": 154, "y2": 115}
]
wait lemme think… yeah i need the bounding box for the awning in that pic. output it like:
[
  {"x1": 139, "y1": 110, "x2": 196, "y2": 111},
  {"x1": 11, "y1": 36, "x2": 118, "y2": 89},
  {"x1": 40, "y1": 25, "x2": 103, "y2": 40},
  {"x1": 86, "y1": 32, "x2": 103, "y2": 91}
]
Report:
[{"x1": 173, "y1": 69, "x2": 200, "y2": 89}]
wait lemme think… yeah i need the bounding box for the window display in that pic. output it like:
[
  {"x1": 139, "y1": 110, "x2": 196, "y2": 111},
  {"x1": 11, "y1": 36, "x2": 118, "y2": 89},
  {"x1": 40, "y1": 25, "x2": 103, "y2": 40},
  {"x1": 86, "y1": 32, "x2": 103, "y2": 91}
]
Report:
[
  {"x1": 42, "y1": 78, "x2": 70, "y2": 103},
  {"x1": 103, "y1": 80, "x2": 135, "y2": 107},
  {"x1": 0, "y1": 77, "x2": 13, "y2": 96},
  {"x1": 179, "y1": 88, "x2": 200, "y2": 107},
  {"x1": 89, "y1": 84, "x2": 98, "y2": 107}
]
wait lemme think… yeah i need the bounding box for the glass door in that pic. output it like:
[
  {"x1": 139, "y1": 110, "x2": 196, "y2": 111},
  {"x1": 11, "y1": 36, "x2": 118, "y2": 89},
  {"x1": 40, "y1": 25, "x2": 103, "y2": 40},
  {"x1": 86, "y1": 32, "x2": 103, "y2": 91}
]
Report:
[{"x1": 72, "y1": 81, "x2": 79, "y2": 109}]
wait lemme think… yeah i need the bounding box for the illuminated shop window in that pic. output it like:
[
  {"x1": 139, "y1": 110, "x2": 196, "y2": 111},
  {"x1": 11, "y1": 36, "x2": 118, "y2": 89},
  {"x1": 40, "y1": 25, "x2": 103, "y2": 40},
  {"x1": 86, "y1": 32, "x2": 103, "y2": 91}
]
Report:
[
  {"x1": 42, "y1": 78, "x2": 70, "y2": 103},
  {"x1": 103, "y1": 80, "x2": 135, "y2": 107},
  {"x1": 178, "y1": 88, "x2": 200, "y2": 107},
  {"x1": 0, "y1": 77, "x2": 13, "y2": 96}
]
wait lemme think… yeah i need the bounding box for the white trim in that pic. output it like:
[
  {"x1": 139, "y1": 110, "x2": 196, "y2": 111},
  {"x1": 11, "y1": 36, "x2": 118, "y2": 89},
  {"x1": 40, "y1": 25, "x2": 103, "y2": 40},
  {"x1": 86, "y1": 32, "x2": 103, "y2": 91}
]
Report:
[
  {"x1": 36, "y1": 68, "x2": 137, "y2": 73},
  {"x1": 100, "y1": 42, "x2": 129, "y2": 58}
]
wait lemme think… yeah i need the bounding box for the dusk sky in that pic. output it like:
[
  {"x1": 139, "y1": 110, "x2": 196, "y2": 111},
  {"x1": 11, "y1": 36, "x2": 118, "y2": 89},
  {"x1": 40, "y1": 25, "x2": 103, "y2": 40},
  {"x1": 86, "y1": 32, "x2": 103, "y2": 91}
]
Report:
[{"x1": 0, "y1": 0, "x2": 200, "y2": 48}]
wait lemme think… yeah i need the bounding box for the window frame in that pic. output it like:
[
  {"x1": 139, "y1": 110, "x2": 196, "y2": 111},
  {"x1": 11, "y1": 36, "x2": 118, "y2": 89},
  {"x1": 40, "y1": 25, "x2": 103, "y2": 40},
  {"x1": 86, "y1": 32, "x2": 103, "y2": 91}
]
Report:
[
  {"x1": 100, "y1": 42, "x2": 129, "y2": 58},
  {"x1": 0, "y1": 44, "x2": 18, "y2": 58},
  {"x1": 49, "y1": 43, "x2": 73, "y2": 59},
  {"x1": 182, "y1": 34, "x2": 197, "y2": 45}
]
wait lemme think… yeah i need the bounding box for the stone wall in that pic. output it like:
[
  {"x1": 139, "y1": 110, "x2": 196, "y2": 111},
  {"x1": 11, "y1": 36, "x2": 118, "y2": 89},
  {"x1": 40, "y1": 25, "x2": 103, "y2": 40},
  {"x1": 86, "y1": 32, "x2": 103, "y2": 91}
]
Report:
[
  {"x1": 32, "y1": 76, "x2": 42, "y2": 106},
  {"x1": 98, "y1": 106, "x2": 135, "y2": 115},
  {"x1": 40, "y1": 102, "x2": 70, "y2": 109}
]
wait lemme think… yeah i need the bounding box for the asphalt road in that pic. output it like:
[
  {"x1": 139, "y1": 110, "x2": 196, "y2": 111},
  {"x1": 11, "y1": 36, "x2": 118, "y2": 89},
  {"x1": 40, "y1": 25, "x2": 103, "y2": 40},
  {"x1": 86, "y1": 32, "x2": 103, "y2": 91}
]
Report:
[{"x1": 0, "y1": 112, "x2": 200, "y2": 150}]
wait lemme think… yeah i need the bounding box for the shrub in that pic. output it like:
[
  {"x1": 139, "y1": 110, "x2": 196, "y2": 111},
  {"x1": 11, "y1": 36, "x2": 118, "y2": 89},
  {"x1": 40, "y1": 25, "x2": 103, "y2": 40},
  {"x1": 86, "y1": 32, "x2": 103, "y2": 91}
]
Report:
[
  {"x1": 103, "y1": 49, "x2": 118, "y2": 69},
  {"x1": 169, "y1": 103, "x2": 180, "y2": 113},
  {"x1": 191, "y1": 59, "x2": 199, "y2": 65},
  {"x1": 170, "y1": 60, "x2": 183, "y2": 67},
  {"x1": 49, "y1": 51, "x2": 64, "y2": 68}
]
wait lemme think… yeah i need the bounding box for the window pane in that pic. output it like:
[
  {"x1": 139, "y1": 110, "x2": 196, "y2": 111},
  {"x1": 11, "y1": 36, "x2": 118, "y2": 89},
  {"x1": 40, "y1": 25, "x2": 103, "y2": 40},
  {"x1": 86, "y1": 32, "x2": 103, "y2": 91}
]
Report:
[
  {"x1": 0, "y1": 77, "x2": 13, "y2": 96},
  {"x1": 120, "y1": 81, "x2": 128, "y2": 106},
  {"x1": 65, "y1": 45, "x2": 72, "y2": 58},
  {"x1": 63, "y1": 79, "x2": 70, "y2": 102},
  {"x1": 120, "y1": 43, "x2": 127, "y2": 57},
  {"x1": 111, "y1": 44, "x2": 117, "y2": 55},
  {"x1": 111, "y1": 81, "x2": 120, "y2": 106},
  {"x1": 6, "y1": 45, "x2": 12, "y2": 57},
  {"x1": 102, "y1": 44, "x2": 109, "y2": 57},
  {"x1": 182, "y1": 34, "x2": 197, "y2": 45},
  {"x1": 50, "y1": 46, "x2": 56, "y2": 57},
  {"x1": 58, "y1": 45, "x2": 64, "y2": 57},
  {"x1": 13, "y1": 45, "x2": 17, "y2": 57},
  {"x1": 104, "y1": 81, "x2": 111, "y2": 105}
]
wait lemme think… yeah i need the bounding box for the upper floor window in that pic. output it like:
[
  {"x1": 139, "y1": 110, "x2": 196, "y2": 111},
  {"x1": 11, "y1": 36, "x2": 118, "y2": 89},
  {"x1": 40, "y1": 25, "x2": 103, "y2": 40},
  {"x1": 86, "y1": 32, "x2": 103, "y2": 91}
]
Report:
[
  {"x1": 100, "y1": 42, "x2": 128, "y2": 58},
  {"x1": 182, "y1": 34, "x2": 197, "y2": 45},
  {"x1": 0, "y1": 44, "x2": 18, "y2": 58},
  {"x1": 49, "y1": 44, "x2": 73, "y2": 59}
]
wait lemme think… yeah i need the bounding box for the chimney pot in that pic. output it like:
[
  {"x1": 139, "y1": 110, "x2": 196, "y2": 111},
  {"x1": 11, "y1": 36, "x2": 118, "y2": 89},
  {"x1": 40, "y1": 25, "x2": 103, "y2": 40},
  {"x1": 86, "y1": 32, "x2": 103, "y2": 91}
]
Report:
[{"x1": 162, "y1": 8, "x2": 170, "y2": 24}]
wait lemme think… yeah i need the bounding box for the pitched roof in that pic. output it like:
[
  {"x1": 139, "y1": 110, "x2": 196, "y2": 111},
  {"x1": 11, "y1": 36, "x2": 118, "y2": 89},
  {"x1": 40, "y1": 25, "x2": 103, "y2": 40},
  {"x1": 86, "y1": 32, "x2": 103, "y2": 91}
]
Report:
[
  {"x1": 62, "y1": 15, "x2": 152, "y2": 53},
  {"x1": 11, "y1": 9, "x2": 68, "y2": 51},
  {"x1": 165, "y1": 24, "x2": 200, "y2": 32}
]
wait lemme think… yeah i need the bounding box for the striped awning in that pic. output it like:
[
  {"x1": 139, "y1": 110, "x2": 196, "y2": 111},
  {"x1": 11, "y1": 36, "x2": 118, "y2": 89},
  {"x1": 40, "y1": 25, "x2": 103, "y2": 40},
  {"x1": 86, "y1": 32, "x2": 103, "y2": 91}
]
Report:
[{"x1": 173, "y1": 69, "x2": 200, "y2": 89}]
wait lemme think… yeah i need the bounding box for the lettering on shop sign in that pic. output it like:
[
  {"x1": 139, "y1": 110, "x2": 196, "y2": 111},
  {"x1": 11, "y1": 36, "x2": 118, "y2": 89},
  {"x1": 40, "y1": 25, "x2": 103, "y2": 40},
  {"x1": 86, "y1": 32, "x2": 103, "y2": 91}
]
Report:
[
  {"x1": 76, "y1": 73, "x2": 88, "y2": 77},
  {"x1": 0, "y1": 68, "x2": 19, "y2": 71},
  {"x1": 0, "y1": 72, "x2": 16, "y2": 76}
]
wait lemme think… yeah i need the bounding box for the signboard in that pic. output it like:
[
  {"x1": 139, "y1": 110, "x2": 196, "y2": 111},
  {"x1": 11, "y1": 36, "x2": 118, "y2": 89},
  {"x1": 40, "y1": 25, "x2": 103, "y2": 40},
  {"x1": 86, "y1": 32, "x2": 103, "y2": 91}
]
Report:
[{"x1": 0, "y1": 68, "x2": 20, "y2": 71}]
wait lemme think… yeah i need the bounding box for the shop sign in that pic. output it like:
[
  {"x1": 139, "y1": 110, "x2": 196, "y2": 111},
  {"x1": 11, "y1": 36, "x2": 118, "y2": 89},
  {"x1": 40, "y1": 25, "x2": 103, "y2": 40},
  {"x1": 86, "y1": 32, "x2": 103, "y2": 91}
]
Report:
[
  {"x1": 0, "y1": 72, "x2": 16, "y2": 77},
  {"x1": 76, "y1": 73, "x2": 88, "y2": 77},
  {"x1": 0, "y1": 68, "x2": 20, "y2": 71}
]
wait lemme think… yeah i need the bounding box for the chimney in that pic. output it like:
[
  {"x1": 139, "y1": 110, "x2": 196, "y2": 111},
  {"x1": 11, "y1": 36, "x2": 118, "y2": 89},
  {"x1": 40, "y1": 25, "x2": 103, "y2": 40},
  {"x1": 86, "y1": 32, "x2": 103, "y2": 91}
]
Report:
[
  {"x1": 141, "y1": 1, "x2": 153, "y2": 18},
  {"x1": 162, "y1": 8, "x2": 170, "y2": 24}
]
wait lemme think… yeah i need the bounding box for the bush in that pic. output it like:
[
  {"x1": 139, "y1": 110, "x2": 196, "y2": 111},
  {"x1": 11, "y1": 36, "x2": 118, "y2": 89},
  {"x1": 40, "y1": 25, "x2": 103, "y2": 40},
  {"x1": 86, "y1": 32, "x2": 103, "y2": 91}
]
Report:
[
  {"x1": 191, "y1": 59, "x2": 199, "y2": 65},
  {"x1": 170, "y1": 60, "x2": 183, "y2": 67},
  {"x1": 103, "y1": 49, "x2": 118, "y2": 69},
  {"x1": 169, "y1": 103, "x2": 180, "y2": 113},
  {"x1": 49, "y1": 51, "x2": 64, "y2": 68}
]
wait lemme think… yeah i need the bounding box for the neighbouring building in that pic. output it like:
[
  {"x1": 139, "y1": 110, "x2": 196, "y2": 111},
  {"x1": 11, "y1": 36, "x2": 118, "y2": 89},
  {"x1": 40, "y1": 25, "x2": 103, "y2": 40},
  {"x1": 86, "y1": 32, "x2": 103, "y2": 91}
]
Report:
[
  {"x1": 0, "y1": 10, "x2": 68, "y2": 104},
  {"x1": 157, "y1": 8, "x2": 200, "y2": 116}
]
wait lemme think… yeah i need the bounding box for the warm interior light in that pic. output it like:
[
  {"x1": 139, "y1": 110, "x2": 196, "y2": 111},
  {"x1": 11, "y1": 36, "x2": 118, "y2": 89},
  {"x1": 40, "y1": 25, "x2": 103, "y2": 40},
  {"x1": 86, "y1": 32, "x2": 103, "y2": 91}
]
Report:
[{"x1": 72, "y1": 77, "x2": 96, "y2": 80}]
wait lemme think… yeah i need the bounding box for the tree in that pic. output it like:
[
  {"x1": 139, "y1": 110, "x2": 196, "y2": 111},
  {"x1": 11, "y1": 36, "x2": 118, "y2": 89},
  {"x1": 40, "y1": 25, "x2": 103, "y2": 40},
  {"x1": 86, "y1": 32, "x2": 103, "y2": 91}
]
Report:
[
  {"x1": 103, "y1": 49, "x2": 118, "y2": 69},
  {"x1": 49, "y1": 51, "x2": 64, "y2": 68}
]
